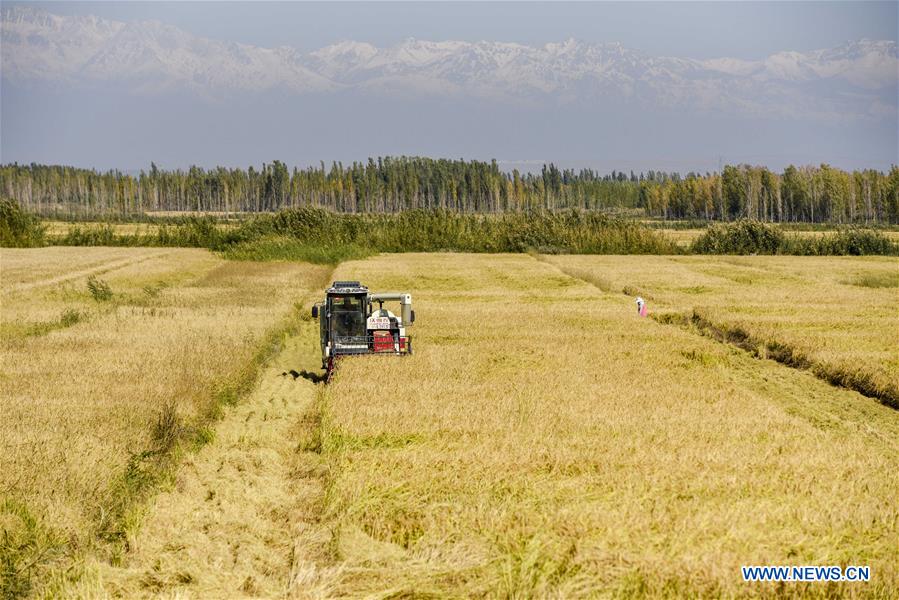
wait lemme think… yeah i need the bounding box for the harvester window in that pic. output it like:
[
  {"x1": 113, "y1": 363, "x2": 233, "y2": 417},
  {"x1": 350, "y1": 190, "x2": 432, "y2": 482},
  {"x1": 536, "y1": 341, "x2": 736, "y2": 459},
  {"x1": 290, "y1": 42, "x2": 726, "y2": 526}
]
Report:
[
  {"x1": 331, "y1": 295, "x2": 365, "y2": 338},
  {"x1": 332, "y1": 296, "x2": 362, "y2": 311}
]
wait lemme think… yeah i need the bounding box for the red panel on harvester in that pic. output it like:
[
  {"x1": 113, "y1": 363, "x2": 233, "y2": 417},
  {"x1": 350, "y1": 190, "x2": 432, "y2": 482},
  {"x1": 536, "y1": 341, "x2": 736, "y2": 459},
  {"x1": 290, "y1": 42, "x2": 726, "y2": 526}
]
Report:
[{"x1": 373, "y1": 331, "x2": 394, "y2": 352}]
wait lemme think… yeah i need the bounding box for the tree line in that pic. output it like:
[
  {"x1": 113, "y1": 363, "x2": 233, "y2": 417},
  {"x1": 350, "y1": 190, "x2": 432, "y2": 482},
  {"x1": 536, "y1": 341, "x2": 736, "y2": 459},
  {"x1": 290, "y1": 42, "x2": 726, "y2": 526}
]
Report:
[
  {"x1": 1, "y1": 158, "x2": 896, "y2": 223},
  {"x1": 642, "y1": 165, "x2": 899, "y2": 224}
]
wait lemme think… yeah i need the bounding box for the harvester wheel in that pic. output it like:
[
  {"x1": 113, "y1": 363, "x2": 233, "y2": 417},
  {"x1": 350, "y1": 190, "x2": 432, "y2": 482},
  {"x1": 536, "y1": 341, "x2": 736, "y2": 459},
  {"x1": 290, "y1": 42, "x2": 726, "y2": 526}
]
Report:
[{"x1": 325, "y1": 356, "x2": 336, "y2": 384}]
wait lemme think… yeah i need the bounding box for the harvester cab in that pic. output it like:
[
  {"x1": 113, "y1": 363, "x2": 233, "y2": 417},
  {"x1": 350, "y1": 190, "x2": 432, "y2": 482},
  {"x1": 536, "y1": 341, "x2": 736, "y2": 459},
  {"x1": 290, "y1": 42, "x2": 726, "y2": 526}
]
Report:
[{"x1": 311, "y1": 281, "x2": 414, "y2": 378}]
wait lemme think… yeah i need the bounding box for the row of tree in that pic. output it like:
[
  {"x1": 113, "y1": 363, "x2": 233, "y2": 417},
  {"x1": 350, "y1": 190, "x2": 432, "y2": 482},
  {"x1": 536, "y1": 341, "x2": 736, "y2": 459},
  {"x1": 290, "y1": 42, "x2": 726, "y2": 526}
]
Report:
[
  {"x1": 643, "y1": 165, "x2": 899, "y2": 223},
  {"x1": 1, "y1": 158, "x2": 896, "y2": 222},
  {"x1": 0, "y1": 158, "x2": 653, "y2": 216}
]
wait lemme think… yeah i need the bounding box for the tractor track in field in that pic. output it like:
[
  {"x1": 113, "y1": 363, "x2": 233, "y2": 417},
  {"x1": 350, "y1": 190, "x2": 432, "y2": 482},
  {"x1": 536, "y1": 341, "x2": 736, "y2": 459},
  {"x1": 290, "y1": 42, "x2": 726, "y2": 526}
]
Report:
[
  {"x1": 98, "y1": 267, "x2": 338, "y2": 598},
  {"x1": 535, "y1": 254, "x2": 898, "y2": 409},
  {"x1": 102, "y1": 350, "x2": 333, "y2": 597},
  {"x1": 6, "y1": 250, "x2": 174, "y2": 294}
]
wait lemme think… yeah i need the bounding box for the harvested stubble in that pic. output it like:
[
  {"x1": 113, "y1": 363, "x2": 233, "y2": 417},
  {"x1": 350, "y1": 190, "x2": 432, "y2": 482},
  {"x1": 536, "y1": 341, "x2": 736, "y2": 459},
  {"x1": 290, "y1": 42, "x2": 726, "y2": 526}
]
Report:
[
  {"x1": 543, "y1": 255, "x2": 899, "y2": 407},
  {"x1": 93, "y1": 329, "x2": 336, "y2": 598},
  {"x1": 315, "y1": 253, "x2": 898, "y2": 597},
  {"x1": 0, "y1": 247, "x2": 330, "y2": 596}
]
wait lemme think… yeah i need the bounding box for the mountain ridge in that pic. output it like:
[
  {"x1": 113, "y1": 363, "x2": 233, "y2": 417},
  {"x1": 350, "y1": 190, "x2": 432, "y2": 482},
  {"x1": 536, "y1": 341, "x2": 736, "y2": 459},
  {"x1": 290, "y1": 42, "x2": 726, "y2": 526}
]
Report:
[{"x1": 2, "y1": 6, "x2": 896, "y2": 118}]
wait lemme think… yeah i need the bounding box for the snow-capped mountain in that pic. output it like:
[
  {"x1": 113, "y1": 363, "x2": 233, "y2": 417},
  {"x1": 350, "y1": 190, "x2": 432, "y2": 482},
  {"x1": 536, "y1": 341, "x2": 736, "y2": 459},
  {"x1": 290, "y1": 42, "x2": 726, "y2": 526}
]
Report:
[
  {"x1": 2, "y1": 6, "x2": 896, "y2": 117},
  {"x1": 1, "y1": 7, "x2": 124, "y2": 80},
  {"x1": 702, "y1": 39, "x2": 898, "y2": 90},
  {"x1": 1, "y1": 6, "x2": 336, "y2": 93}
]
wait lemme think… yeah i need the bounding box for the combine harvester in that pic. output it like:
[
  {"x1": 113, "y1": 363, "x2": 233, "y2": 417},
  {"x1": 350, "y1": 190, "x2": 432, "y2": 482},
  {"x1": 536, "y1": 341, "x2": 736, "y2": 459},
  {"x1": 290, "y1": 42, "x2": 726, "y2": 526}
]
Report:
[{"x1": 311, "y1": 281, "x2": 415, "y2": 381}]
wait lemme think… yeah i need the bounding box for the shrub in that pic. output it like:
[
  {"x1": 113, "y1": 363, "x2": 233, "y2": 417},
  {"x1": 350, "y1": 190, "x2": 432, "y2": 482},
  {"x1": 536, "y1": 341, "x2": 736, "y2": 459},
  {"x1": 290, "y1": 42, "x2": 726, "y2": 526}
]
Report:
[
  {"x1": 58, "y1": 309, "x2": 82, "y2": 328},
  {"x1": 151, "y1": 402, "x2": 182, "y2": 453},
  {"x1": 0, "y1": 198, "x2": 46, "y2": 248},
  {"x1": 60, "y1": 224, "x2": 126, "y2": 247},
  {"x1": 234, "y1": 208, "x2": 680, "y2": 255},
  {"x1": 221, "y1": 236, "x2": 373, "y2": 264},
  {"x1": 691, "y1": 220, "x2": 786, "y2": 254},
  {"x1": 155, "y1": 217, "x2": 228, "y2": 248},
  {"x1": 86, "y1": 276, "x2": 113, "y2": 302},
  {"x1": 692, "y1": 221, "x2": 899, "y2": 256},
  {"x1": 788, "y1": 228, "x2": 898, "y2": 256},
  {"x1": 35, "y1": 208, "x2": 899, "y2": 257}
]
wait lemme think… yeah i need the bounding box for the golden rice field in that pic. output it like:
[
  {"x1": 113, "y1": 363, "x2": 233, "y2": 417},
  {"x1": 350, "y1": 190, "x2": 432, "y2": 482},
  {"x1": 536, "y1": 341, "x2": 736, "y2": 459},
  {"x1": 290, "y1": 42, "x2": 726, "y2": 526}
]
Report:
[
  {"x1": 0, "y1": 248, "x2": 331, "y2": 595},
  {"x1": 544, "y1": 255, "x2": 899, "y2": 406},
  {"x1": 2, "y1": 249, "x2": 898, "y2": 598}
]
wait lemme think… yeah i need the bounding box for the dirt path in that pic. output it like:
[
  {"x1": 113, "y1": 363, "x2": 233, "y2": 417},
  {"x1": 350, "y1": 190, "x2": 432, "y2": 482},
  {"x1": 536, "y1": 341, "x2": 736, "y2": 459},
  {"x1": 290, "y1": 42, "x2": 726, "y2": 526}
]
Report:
[{"x1": 98, "y1": 322, "x2": 334, "y2": 598}]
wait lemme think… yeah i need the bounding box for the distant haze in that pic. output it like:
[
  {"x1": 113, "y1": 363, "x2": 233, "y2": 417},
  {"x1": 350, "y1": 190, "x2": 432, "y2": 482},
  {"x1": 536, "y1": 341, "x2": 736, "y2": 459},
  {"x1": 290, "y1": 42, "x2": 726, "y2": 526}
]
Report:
[{"x1": 1, "y1": 2, "x2": 897, "y2": 173}]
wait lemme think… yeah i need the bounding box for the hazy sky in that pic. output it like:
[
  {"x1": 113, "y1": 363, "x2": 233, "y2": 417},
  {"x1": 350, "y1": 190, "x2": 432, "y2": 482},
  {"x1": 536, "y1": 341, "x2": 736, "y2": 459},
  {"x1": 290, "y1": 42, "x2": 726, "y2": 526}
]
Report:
[
  {"x1": 2, "y1": 1, "x2": 897, "y2": 173},
  {"x1": 18, "y1": 1, "x2": 897, "y2": 59}
]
